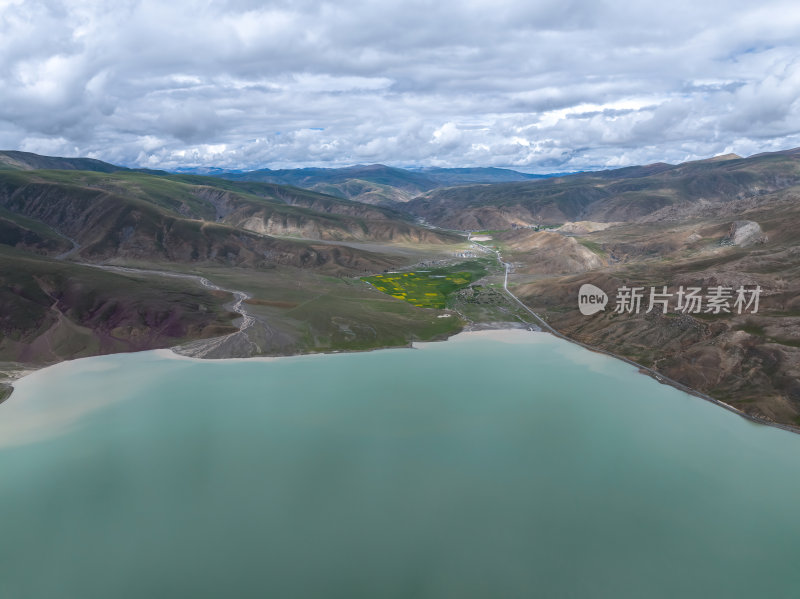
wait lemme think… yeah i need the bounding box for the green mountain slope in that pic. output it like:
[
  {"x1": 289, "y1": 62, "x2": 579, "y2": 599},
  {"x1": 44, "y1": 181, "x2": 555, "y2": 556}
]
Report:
[
  {"x1": 0, "y1": 170, "x2": 454, "y2": 269},
  {"x1": 0, "y1": 150, "x2": 165, "y2": 175}
]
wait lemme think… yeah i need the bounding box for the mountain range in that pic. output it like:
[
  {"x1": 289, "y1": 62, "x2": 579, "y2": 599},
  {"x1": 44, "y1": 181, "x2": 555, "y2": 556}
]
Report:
[{"x1": 172, "y1": 163, "x2": 549, "y2": 205}]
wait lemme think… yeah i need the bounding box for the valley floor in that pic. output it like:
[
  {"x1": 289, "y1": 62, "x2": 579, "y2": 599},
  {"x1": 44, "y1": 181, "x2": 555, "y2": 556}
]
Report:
[{"x1": 0, "y1": 240, "x2": 535, "y2": 401}]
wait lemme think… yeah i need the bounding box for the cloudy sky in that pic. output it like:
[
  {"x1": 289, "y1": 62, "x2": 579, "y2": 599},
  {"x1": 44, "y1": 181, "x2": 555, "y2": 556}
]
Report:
[{"x1": 2, "y1": 0, "x2": 800, "y2": 172}]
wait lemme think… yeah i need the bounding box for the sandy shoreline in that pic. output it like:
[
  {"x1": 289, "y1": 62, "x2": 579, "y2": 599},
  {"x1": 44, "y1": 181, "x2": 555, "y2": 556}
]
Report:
[
  {"x1": 3, "y1": 324, "x2": 799, "y2": 438},
  {"x1": 2, "y1": 327, "x2": 541, "y2": 389}
]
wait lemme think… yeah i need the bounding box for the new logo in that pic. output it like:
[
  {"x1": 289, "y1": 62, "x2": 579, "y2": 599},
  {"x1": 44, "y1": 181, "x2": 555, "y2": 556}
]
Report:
[{"x1": 578, "y1": 284, "x2": 608, "y2": 315}]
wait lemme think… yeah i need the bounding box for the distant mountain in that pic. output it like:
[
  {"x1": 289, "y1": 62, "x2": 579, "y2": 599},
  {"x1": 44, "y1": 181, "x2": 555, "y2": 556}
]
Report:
[
  {"x1": 0, "y1": 150, "x2": 125, "y2": 173},
  {"x1": 183, "y1": 164, "x2": 555, "y2": 205},
  {"x1": 220, "y1": 164, "x2": 437, "y2": 193},
  {"x1": 417, "y1": 167, "x2": 548, "y2": 185},
  {"x1": 406, "y1": 149, "x2": 800, "y2": 229},
  {"x1": 309, "y1": 179, "x2": 415, "y2": 206},
  {"x1": 0, "y1": 150, "x2": 166, "y2": 175},
  {"x1": 172, "y1": 166, "x2": 243, "y2": 176},
  {"x1": 1, "y1": 155, "x2": 566, "y2": 207}
]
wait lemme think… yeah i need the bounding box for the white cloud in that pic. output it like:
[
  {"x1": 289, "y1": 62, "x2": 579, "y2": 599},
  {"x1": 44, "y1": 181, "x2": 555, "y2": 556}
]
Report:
[{"x1": 1, "y1": 0, "x2": 799, "y2": 172}]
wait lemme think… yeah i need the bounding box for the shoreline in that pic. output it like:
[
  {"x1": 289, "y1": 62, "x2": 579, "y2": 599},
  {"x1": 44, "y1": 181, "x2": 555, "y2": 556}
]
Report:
[
  {"x1": 3, "y1": 324, "x2": 522, "y2": 382},
  {"x1": 0, "y1": 328, "x2": 521, "y2": 417},
  {"x1": 0, "y1": 366, "x2": 41, "y2": 405},
  {"x1": 4, "y1": 324, "x2": 799, "y2": 438}
]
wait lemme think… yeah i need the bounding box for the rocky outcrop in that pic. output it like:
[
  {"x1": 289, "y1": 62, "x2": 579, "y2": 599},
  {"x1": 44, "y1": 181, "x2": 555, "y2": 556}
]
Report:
[
  {"x1": 722, "y1": 220, "x2": 767, "y2": 247},
  {"x1": 559, "y1": 221, "x2": 622, "y2": 235}
]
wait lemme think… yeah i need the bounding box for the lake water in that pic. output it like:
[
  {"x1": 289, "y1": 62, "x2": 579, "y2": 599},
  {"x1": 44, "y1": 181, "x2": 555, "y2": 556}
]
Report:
[{"x1": 2, "y1": 330, "x2": 800, "y2": 598}]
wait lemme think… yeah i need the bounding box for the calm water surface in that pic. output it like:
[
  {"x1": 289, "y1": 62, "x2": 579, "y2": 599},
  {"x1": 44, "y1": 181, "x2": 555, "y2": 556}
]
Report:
[{"x1": 2, "y1": 330, "x2": 799, "y2": 598}]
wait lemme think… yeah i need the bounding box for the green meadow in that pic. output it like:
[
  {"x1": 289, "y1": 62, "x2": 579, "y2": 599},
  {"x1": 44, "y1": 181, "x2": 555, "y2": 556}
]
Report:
[{"x1": 362, "y1": 261, "x2": 487, "y2": 309}]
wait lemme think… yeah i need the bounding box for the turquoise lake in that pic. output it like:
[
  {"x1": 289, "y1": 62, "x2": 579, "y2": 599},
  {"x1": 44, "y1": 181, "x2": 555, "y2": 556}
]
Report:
[{"x1": 1, "y1": 330, "x2": 800, "y2": 598}]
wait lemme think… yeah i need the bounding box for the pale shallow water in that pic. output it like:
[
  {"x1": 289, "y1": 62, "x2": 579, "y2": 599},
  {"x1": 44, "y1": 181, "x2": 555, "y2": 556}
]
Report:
[{"x1": 1, "y1": 330, "x2": 799, "y2": 598}]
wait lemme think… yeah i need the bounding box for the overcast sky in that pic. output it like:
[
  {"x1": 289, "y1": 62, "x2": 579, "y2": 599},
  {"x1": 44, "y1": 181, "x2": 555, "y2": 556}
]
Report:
[{"x1": 2, "y1": 0, "x2": 800, "y2": 172}]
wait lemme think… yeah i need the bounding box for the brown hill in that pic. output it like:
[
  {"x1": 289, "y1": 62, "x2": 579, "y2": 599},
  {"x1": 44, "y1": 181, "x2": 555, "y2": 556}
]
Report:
[
  {"x1": 506, "y1": 185, "x2": 800, "y2": 426},
  {"x1": 500, "y1": 230, "x2": 606, "y2": 274},
  {"x1": 407, "y1": 148, "x2": 800, "y2": 229}
]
